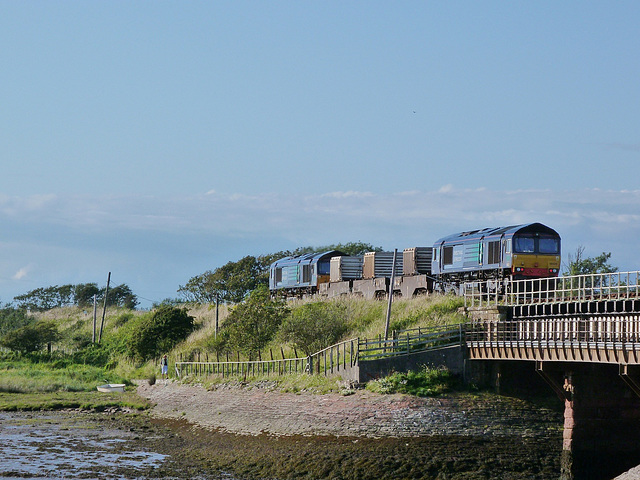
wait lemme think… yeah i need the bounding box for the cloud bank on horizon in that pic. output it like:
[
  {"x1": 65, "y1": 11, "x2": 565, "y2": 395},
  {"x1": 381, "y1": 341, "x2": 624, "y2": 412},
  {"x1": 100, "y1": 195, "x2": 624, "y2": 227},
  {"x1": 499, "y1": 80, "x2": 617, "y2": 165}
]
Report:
[{"x1": 1, "y1": 187, "x2": 638, "y2": 307}]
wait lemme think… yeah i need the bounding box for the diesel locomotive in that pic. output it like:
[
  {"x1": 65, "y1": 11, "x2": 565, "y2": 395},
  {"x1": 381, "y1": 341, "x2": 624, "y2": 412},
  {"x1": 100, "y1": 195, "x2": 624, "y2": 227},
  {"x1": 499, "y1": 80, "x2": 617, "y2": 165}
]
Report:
[{"x1": 269, "y1": 222, "x2": 561, "y2": 299}]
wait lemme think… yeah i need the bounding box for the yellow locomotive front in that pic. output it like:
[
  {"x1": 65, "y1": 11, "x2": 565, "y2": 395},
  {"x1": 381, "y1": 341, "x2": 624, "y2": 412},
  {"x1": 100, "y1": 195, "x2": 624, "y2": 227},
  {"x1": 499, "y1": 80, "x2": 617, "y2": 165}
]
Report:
[{"x1": 511, "y1": 231, "x2": 561, "y2": 279}]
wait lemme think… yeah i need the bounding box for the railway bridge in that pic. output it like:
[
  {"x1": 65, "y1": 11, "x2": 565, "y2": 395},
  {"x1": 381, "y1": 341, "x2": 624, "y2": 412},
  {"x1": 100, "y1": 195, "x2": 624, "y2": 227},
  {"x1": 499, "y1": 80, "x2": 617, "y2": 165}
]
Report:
[{"x1": 464, "y1": 271, "x2": 640, "y2": 480}]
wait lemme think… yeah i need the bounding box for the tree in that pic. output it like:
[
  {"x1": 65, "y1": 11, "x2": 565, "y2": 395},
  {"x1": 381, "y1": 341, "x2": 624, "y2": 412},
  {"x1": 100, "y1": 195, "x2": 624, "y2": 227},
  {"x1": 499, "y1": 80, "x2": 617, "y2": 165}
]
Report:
[
  {"x1": 223, "y1": 286, "x2": 290, "y2": 357},
  {"x1": 13, "y1": 286, "x2": 66, "y2": 311},
  {"x1": 74, "y1": 283, "x2": 100, "y2": 308},
  {"x1": 179, "y1": 254, "x2": 285, "y2": 304},
  {"x1": 0, "y1": 321, "x2": 59, "y2": 353},
  {"x1": 279, "y1": 302, "x2": 349, "y2": 356},
  {"x1": 564, "y1": 246, "x2": 618, "y2": 290},
  {"x1": 0, "y1": 305, "x2": 33, "y2": 337},
  {"x1": 564, "y1": 246, "x2": 617, "y2": 276},
  {"x1": 127, "y1": 306, "x2": 195, "y2": 361},
  {"x1": 12, "y1": 282, "x2": 138, "y2": 311},
  {"x1": 107, "y1": 284, "x2": 139, "y2": 309}
]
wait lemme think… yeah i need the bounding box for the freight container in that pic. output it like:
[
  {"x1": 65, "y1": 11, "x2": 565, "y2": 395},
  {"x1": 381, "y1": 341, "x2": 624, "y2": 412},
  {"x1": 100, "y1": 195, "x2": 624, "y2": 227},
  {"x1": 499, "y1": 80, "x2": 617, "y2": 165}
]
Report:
[
  {"x1": 403, "y1": 247, "x2": 433, "y2": 276},
  {"x1": 330, "y1": 256, "x2": 363, "y2": 282},
  {"x1": 362, "y1": 251, "x2": 403, "y2": 279}
]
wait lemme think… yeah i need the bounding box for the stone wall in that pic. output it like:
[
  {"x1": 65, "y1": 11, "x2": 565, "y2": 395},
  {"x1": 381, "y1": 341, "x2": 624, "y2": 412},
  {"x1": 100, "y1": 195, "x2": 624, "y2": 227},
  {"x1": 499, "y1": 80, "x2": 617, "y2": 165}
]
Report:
[{"x1": 356, "y1": 345, "x2": 465, "y2": 383}]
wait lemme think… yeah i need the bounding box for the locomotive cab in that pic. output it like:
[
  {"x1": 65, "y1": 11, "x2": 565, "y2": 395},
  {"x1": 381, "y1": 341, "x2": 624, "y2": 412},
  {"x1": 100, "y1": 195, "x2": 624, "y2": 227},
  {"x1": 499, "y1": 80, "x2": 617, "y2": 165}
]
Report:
[{"x1": 511, "y1": 225, "x2": 561, "y2": 279}]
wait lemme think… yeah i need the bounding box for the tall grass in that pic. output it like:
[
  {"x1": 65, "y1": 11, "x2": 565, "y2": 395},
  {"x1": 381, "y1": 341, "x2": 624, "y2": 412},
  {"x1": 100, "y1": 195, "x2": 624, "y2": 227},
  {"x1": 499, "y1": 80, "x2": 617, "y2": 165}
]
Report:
[{"x1": 0, "y1": 357, "x2": 127, "y2": 393}]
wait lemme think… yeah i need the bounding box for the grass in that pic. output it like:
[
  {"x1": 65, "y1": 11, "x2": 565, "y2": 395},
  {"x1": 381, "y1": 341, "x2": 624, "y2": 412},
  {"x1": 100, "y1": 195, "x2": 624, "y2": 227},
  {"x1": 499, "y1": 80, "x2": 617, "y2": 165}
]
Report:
[
  {"x1": 0, "y1": 357, "x2": 128, "y2": 394},
  {"x1": 366, "y1": 365, "x2": 459, "y2": 397},
  {"x1": 0, "y1": 355, "x2": 148, "y2": 411},
  {"x1": 192, "y1": 371, "x2": 351, "y2": 395},
  {"x1": 0, "y1": 390, "x2": 151, "y2": 411}
]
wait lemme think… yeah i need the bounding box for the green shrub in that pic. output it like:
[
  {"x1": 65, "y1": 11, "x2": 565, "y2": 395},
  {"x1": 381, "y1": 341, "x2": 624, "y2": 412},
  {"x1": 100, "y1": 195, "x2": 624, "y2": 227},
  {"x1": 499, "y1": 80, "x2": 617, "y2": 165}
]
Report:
[
  {"x1": 0, "y1": 321, "x2": 59, "y2": 353},
  {"x1": 279, "y1": 302, "x2": 349, "y2": 356},
  {"x1": 127, "y1": 306, "x2": 195, "y2": 361},
  {"x1": 366, "y1": 366, "x2": 457, "y2": 397},
  {"x1": 223, "y1": 286, "x2": 289, "y2": 357}
]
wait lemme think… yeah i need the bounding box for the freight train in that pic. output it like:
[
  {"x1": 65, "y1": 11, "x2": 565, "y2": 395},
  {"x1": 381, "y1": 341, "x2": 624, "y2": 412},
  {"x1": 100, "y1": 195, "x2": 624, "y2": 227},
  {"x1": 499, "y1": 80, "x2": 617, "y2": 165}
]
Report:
[{"x1": 268, "y1": 222, "x2": 561, "y2": 299}]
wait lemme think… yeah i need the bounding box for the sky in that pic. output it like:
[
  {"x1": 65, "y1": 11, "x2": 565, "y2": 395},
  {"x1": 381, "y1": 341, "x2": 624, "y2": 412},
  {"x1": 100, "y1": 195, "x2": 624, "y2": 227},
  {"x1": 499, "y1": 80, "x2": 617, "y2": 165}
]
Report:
[{"x1": 1, "y1": 2, "x2": 639, "y2": 308}]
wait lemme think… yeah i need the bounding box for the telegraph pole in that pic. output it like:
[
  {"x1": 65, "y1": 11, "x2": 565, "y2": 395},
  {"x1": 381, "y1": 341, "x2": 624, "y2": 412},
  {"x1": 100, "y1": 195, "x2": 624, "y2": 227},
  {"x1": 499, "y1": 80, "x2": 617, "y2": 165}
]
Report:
[
  {"x1": 92, "y1": 294, "x2": 97, "y2": 343},
  {"x1": 384, "y1": 249, "x2": 398, "y2": 341},
  {"x1": 98, "y1": 272, "x2": 111, "y2": 343}
]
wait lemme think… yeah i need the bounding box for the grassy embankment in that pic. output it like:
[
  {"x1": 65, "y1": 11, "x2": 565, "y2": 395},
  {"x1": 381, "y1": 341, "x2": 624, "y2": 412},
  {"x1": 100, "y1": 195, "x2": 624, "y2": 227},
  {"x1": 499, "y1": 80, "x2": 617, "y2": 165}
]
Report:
[{"x1": 0, "y1": 294, "x2": 466, "y2": 410}]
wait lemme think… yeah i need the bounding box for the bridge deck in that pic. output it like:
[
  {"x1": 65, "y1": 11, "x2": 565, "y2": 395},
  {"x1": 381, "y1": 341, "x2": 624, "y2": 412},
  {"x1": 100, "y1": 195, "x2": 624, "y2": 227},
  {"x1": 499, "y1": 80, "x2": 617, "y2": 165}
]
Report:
[{"x1": 466, "y1": 314, "x2": 640, "y2": 364}]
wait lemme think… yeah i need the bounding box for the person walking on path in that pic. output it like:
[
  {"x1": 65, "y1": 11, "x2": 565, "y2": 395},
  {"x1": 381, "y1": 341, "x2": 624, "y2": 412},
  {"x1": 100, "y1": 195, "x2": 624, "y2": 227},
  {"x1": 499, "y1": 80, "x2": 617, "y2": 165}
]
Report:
[{"x1": 161, "y1": 355, "x2": 169, "y2": 381}]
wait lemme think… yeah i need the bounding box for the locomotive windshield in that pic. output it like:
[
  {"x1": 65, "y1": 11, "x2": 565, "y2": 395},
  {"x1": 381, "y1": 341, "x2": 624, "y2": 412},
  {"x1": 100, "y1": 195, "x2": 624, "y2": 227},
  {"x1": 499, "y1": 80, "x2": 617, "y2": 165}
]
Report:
[
  {"x1": 539, "y1": 236, "x2": 560, "y2": 254},
  {"x1": 514, "y1": 236, "x2": 535, "y2": 253},
  {"x1": 513, "y1": 235, "x2": 560, "y2": 254}
]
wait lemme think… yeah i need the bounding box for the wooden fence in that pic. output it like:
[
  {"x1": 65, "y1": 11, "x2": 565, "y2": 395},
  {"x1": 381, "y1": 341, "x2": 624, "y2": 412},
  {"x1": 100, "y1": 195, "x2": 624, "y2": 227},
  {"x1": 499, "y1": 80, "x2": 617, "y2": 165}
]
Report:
[
  {"x1": 175, "y1": 356, "x2": 308, "y2": 379},
  {"x1": 307, "y1": 338, "x2": 359, "y2": 376}
]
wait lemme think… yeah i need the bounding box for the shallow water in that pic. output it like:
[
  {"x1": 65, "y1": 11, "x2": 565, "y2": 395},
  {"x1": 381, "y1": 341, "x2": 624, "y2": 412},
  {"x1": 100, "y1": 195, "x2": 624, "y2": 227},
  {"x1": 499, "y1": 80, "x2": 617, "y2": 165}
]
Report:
[{"x1": 0, "y1": 412, "x2": 231, "y2": 479}]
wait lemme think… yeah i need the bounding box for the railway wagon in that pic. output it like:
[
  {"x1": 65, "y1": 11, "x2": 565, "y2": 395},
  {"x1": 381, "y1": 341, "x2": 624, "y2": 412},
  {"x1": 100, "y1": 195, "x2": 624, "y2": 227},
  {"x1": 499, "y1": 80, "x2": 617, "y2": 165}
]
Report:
[
  {"x1": 269, "y1": 250, "x2": 344, "y2": 296},
  {"x1": 432, "y1": 222, "x2": 561, "y2": 285}
]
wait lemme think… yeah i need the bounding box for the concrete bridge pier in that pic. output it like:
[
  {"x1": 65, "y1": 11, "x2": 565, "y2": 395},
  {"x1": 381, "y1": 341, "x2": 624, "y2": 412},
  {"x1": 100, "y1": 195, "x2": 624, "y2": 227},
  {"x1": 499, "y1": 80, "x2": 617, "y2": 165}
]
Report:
[{"x1": 553, "y1": 364, "x2": 640, "y2": 480}]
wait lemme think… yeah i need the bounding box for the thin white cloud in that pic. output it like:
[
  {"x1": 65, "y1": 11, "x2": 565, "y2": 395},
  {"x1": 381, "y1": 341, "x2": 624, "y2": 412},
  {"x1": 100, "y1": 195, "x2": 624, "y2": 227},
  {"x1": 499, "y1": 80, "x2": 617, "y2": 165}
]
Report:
[{"x1": 13, "y1": 266, "x2": 31, "y2": 280}]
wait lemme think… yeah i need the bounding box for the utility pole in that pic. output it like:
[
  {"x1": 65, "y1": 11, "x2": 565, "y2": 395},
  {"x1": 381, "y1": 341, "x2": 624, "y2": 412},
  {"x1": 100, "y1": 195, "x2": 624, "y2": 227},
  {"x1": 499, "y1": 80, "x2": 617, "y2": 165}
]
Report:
[
  {"x1": 92, "y1": 294, "x2": 97, "y2": 343},
  {"x1": 215, "y1": 293, "x2": 219, "y2": 338},
  {"x1": 98, "y1": 272, "x2": 111, "y2": 343},
  {"x1": 384, "y1": 249, "x2": 398, "y2": 341}
]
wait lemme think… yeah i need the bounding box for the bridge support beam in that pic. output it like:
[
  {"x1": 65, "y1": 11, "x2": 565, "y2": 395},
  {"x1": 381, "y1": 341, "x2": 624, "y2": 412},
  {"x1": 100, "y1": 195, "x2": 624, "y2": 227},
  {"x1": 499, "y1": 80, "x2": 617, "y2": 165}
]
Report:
[{"x1": 559, "y1": 364, "x2": 640, "y2": 480}]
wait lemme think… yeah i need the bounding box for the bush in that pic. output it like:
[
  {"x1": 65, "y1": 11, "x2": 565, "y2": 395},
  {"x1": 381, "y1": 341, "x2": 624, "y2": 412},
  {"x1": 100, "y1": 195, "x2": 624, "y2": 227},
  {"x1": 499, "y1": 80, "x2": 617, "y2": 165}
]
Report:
[
  {"x1": 223, "y1": 286, "x2": 289, "y2": 357},
  {"x1": 279, "y1": 302, "x2": 349, "y2": 356},
  {"x1": 127, "y1": 306, "x2": 195, "y2": 361},
  {"x1": 0, "y1": 321, "x2": 59, "y2": 353},
  {"x1": 366, "y1": 366, "x2": 457, "y2": 397}
]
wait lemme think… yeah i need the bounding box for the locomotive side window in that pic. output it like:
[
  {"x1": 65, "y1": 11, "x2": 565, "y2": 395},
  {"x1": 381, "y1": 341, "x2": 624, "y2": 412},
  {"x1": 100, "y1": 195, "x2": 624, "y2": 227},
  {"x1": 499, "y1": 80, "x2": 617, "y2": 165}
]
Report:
[
  {"x1": 514, "y1": 236, "x2": 535, "y2": 253},
  {"x1": 302, "y1": 264, "x2": 311, "y2": 283},
  {"x1": 487, "y1": 241, "x2": 500, "y2": 264},
  {"x1": 539, "y1": 237, "x2": 560, "y2": 254},
  {"x1": 443, "y1": 246, "x2": 453, "y2": 265},
  {"x1": 275, "y1": 268, "x2": 283, "y2": 283}
]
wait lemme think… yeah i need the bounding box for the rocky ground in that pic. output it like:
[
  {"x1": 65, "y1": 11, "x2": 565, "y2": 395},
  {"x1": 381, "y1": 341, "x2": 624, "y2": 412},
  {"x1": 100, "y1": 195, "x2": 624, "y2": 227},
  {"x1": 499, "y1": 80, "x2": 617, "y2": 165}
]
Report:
[
  {"x1": 136, "y1": 380, "x2": 562, "y2": 439},
  {"x1": 132, "y1": 380, "x2": 566, "y2": 479}
]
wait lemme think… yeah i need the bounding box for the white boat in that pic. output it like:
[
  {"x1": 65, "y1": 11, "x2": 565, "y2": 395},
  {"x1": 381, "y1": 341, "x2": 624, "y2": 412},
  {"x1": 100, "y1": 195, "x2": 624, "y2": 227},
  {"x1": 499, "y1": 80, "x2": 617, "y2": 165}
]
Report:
[{"x1": 96, "y1": 383, "x2": 126, "y2": 393}]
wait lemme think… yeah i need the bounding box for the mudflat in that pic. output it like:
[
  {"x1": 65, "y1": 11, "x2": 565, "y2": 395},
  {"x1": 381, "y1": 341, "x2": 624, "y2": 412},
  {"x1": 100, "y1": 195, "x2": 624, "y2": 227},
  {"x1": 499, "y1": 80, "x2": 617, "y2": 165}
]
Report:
[{"x1": 134, "y1": 380, "x2": 563, "y2": 479}]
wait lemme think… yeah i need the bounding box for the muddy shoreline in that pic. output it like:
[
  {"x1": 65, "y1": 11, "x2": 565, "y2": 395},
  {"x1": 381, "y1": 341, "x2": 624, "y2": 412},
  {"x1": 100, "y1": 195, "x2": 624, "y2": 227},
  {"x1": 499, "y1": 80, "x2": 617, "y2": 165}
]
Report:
[
  {"x1": 0, "y1": 383, "x2": 568, "y2": 479},
  {"x1": 133, "y1": 381, "x2": 564, "y2": 479}
]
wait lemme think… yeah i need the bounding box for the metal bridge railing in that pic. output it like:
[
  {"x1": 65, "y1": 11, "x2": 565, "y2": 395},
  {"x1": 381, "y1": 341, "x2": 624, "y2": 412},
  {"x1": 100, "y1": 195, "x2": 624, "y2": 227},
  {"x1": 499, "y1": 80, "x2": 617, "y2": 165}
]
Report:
[
  {"x1": 465, "y1": 314, "x2": 640, "y2": 365},
  {"x1": 358, "y1": 325, "x2": 465, "y2": 361},
  {"x1": 464, "y1": 271, "x2": 640, "y2": 308},
  {"x1": 465, "y1": 315, "x2": 640, "y2": 345}
]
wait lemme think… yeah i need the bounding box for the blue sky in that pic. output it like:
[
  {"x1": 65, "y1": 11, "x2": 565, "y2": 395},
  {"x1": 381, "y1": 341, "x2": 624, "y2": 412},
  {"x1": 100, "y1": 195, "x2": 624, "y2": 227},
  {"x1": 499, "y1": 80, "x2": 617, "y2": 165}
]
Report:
[{"x1": 1, "y1": 2, "x2": 638, "y2": 308}]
